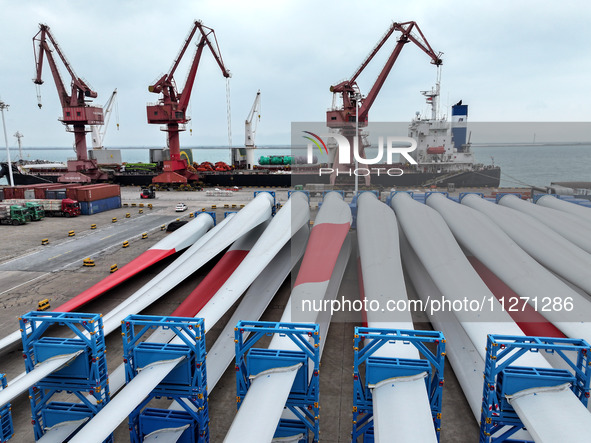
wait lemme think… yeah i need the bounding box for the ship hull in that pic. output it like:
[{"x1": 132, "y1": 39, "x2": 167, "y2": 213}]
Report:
[{"x1": 3, "y1": 162, "x2": 501, "y2": 189}]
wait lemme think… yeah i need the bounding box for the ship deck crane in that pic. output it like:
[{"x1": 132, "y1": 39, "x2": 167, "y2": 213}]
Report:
[
  {"x1": 241, "y1": 89, "x2": 261, "y2": 170},
  {"x1": 327, "y1": 21, "x2": 442, "y2": 185},
  {"x1": 13, "y1": 131, "x2": 24, "y2": 161},
  {"x1": 91, "y1": 88, "x2": 118, "y2": 150},
  {"x1": 147, "y1": 20, "x2": 230, "y2": 184},
  {"x1": 33, "y1": 23, "x2": 107, "y2": 183}
]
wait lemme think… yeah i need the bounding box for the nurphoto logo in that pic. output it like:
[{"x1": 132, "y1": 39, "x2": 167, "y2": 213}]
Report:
[{"x1": 302, "y1": 131, "x2": 418, "y2": 176}]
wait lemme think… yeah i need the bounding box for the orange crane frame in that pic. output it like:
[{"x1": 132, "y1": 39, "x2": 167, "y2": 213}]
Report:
[
  {"x1": 327, "y1": 21, "x2": 442, "y2": 129},
  {"x1": 33, "y1": 24, "x2": 106, "y2": 182},
  {"x1": 147, "y1": 20, "x2": 230, "y2": 184}
]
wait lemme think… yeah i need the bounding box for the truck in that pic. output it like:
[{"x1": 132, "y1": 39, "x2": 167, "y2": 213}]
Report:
[
  {"x1": 23, "y1": 202, "x2": 45, "y2": 221},
  {"x1": 1, "y1": 198, "x2": 81, "y2": 217},
  {"x1": 0, "y1": 204, "x2": 30, "y2": 225}
]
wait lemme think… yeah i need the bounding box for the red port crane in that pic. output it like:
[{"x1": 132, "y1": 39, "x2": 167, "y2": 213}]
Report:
[
  {"x1": 33, "y1": 24, "x2": 107, "y2": 183},
  {"x1": 147, "y1": 20, "x2": 231, "y2": 184},
  {"x1": 327, "y1": 21, "x2": 442, "y2": 184}
]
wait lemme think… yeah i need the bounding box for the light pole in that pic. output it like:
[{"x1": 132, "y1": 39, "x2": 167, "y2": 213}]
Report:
[
  {"x1": 354, "y1": 92, "x2": 361, "y2": 196},
  {"x1": 0, "y1": 100, "x2": 14, "y2": 187}
]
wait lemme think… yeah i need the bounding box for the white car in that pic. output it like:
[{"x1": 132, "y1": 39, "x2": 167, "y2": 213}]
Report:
[{"x1": 175, "y1": 203, "x2": 188, "y2": 212}]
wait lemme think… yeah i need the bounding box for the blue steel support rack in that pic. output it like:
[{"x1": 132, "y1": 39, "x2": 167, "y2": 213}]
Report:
[
  {"x1": 288, "y1": 190, "x2": 310, "y2": 202},
  {"x1": 494, "y1": 193, "x2": 522, "y2": 203},
  {"x1": 323, "y1": 190, "x2": 345, "y2": 200},
  {"x1": 424, "y1": 191, "x2": 450, "y2": 202},
  {"x1": 352, "y1": 327, "x2": 446, "y2": 442},
  {"x1": 0, "y1": 374, "x2": 13, "y2": 442},
  {"x1": 479, "y1": 334, "x2": 591, "y2": 443},
  {"x1": 532, "y1": 193, "x2": 557, "y2": 204},
  {"x1": 202, "y1": 211, "x2": 216, "y2": 226},
  {"x1": 19, "y1": 311, "x2": 111, "y2": 442},
  {"x1": 385, "y1": 191, "x2": 414, "y2": 206},
  {"x1": 349, "y1": 191, "x2": 380, "y2": 229},
  {"x1": 234, "y1": 321, "x2": 321, "y2": 443},
  {"x1": 122, "y1": 315, "x2": 208, "y2": 443},
  {"x1": 458, "y1": 192, "x2": 484, "y2": 202},
  {"x1": 253, "y1": 191, "x2": 277, "y2": 215}
]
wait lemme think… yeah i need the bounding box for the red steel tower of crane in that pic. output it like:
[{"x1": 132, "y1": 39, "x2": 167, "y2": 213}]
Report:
[
  {"x1": 327, "y1": 21, "x2": 442, "y2": 184},
  {"x1": 147, "y1": 20, "x2": 231, "y2": 184},
  {"x1": 33, "y1": 24, "x2": 107, "y2": 183}
]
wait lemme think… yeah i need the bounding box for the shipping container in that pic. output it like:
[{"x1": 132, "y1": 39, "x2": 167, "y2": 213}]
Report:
[
  {"x1": 66, "y1": 186, "x2": 84, "y2": 201},
  {"x1": 76, "y1": 184, "x2": 120, "y2": 202},
  {"x1": 79, "y1": 196, "x2": 121, "y2": 215},
  {"x1": 15, "y1": 188, "x2": 24, "y2": 199},
  {"x1": 36, "y1": 184, "x2": 73, "y2": 199}
]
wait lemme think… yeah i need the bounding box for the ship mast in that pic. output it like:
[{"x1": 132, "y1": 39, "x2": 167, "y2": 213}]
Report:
[{"x1": 421, "y1": 66, "x2": 442, "y2": 120}]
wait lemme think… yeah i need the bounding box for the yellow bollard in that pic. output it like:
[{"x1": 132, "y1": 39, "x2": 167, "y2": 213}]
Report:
[
  {"x1": 41, "y1": 238, "x2": 49, "y2": 245},
  {"x1": 37, "y1": 299, "x2": 50, "y2": 311},
  {"x1": 125, "y1": 213, "x2": 131, "y2": 218},
  {"x1": 68, "y1": 230, "x2": 75, "y2": 237},
  {"x1": 189, "y1": 213, "x2": 194, "y2": 218},
  {"x1": 90, "y1": 224, "x2": 97, "y2": 230},
  {"x1": 131, "y1": 203, "x2": 137, "y2": 207},
  {"x1": 139, "y1": 209, "x2": 143, "y2": 214},
  {"x1": 122, "y1": 240, "x2": 129, "y2": 248},
  {"x1": 83, "y1": 258, "x2": 95, "y2": 267},
  {"x1": 112, "y1": 217, "x2": 117, "y2": 223},
  {"x1": 224, "y1": 204, "x2": 229, "y2": 208},
  {"x1": 110, "y1": 264, "x2": 118, "y2": 273},
  {"x1": 160, "y1": 225, "x2": 166, "y2": 231},
  {"x1": 139, "y1": 203, "x2": 144, "y2": 208},
  {"x1": 148, "y1": 204, "x2": 153, "y2": 209},
  {"x1": 141, "y1": 232, "x2": 148, "y2": 239}
]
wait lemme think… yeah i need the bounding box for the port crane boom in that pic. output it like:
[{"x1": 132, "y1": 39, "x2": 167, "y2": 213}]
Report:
[
  {"x1": 33, "y1": 23, "x2": 106, "y2": 182},
  {"x1": 327, "y1": 21, "x2": 442, "y2": 128},
  {"x1": 245, "y1": 90, "x2": 261, "y2": 148},
  {"x1": 243, "y1": 89, "x2": 261, "y2": 169},
  {"x1": 147, "y1": 20, "x2": 230, "y2": 184},
  {"x1": 91, "y1": 88, "x2": 118, "y2": 149},
  {"x1": 327, "y1": 21, "x2": 441, "y2": 186}
]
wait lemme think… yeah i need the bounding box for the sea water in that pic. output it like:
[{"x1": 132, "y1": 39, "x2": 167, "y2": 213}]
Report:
[{"x1": 1, "y1": 144, "x2": 590, "y2": 188}]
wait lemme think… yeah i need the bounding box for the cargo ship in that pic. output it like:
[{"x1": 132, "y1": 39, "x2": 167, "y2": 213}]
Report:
[{"x1": 1, "y1": 87, "x2": 500, "y2": 189}]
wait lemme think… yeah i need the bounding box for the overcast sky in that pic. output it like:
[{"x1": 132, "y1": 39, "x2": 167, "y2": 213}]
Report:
[{"x1": 0, "y1": 0, "x2": 589, "y2": 148}]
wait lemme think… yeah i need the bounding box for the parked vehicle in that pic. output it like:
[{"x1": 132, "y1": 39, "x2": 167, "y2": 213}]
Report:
[
  {"x1": 0, "y1": 204, "x2": 30, "y2": 225},
  {"x1": 1, "y1": 198, "x2": 80, "y2": 217},
  {"x1": 175, "y1": 203, "x2": 188, "y2": 212},
  {"x1": 140, "y1": 187, "x2": 156, "y2": 199},
  {"x1": 23, "y1": 202, "x2": 45, "y2": 221}
]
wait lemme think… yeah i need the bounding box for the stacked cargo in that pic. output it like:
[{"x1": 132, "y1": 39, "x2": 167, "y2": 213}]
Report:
[
  {"x1": 0, "y1": 204, "x2": 29, "y2": 225},
  {"x1": 0, "y1": 184, "x2": 79, "y2": 200},
  {"x1": 1, "y1": 184, "x2": 120, "y2": 215},
  {"x1": 72, "y1": 184, "x2": 121, "y2": 215},
  {"x1": 1, "y1": 199, "x2": 80, "y2": 217}
]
